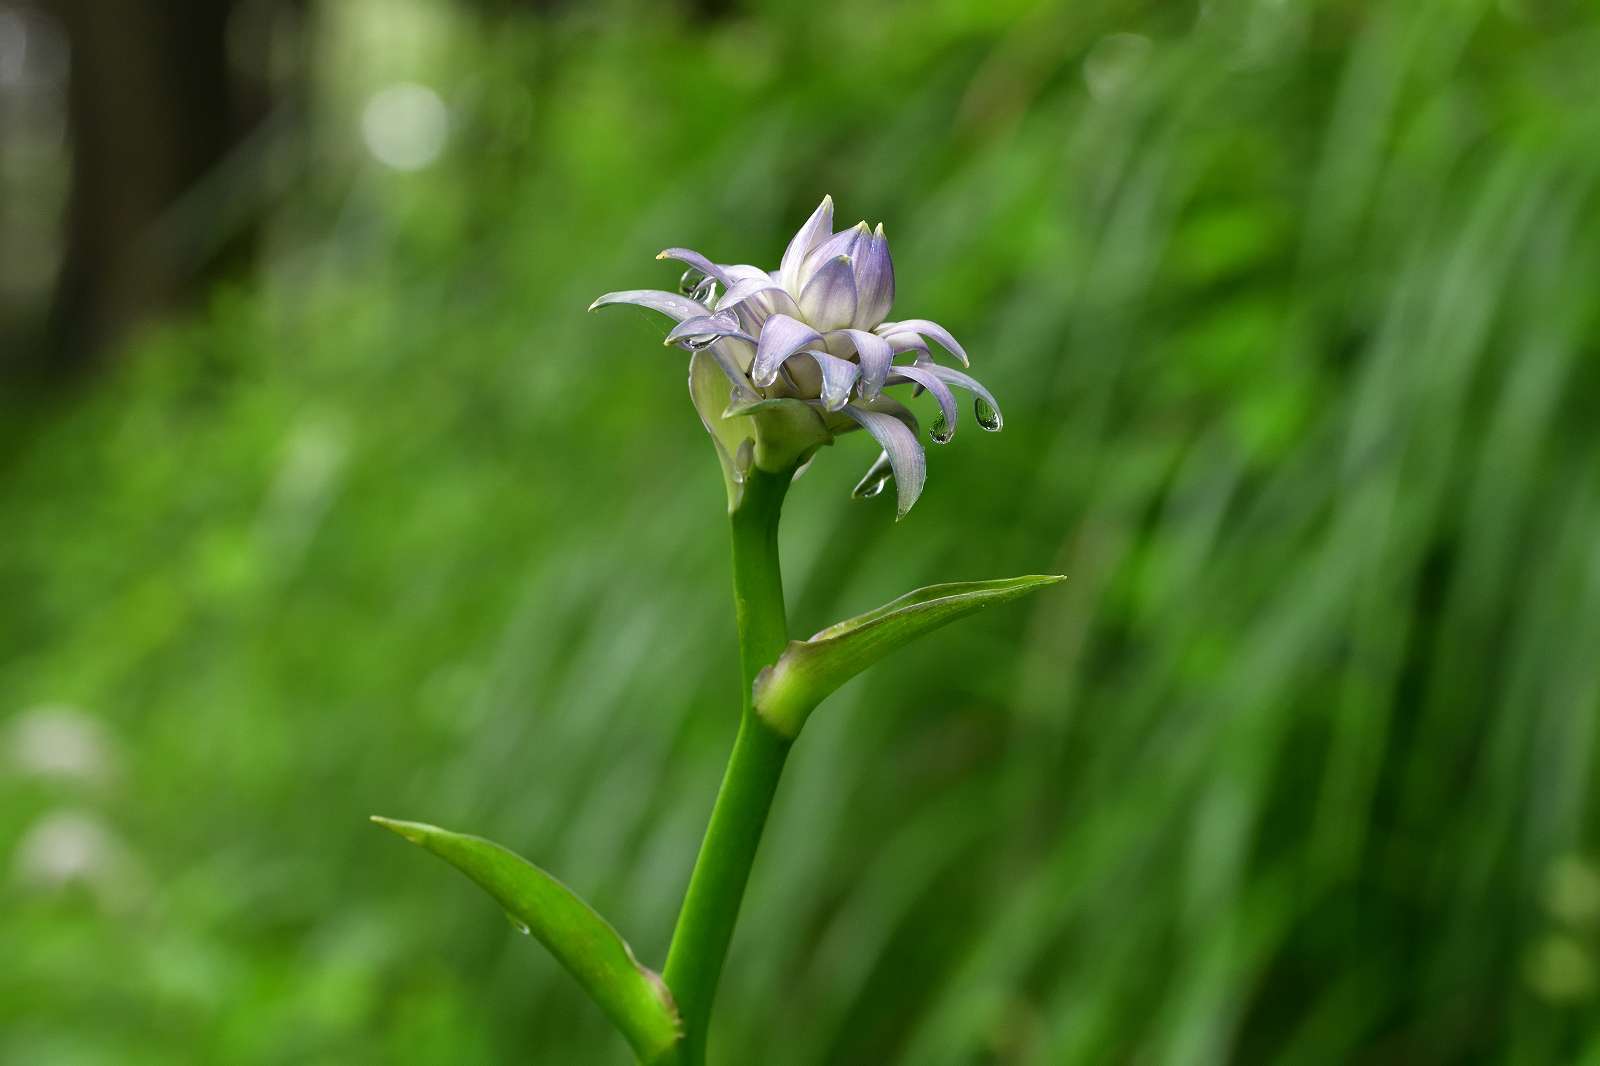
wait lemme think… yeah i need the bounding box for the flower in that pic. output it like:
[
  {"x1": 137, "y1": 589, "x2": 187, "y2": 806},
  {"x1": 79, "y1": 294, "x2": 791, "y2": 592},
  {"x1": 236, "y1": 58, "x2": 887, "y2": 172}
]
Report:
[{"x1": 590, "y1": 196, "x2": 1002, "y2": 517}]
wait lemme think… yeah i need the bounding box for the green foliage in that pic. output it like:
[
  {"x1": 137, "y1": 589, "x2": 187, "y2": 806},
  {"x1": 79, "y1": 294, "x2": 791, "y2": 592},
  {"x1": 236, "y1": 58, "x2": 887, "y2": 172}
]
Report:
[
  {"x1": 757, "y1": 576, "x2": 1066, "y2": 736},
  {"x1": 5, "y1": 0, "x2": 1600, "y2": 1063},
  {"x1": 370, "y1": 818, "x2": 682, "y2": 1063}
]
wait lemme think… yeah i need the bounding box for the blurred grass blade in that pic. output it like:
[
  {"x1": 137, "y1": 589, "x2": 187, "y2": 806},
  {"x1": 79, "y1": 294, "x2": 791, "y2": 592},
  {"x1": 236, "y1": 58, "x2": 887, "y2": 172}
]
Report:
[
  {"x1": 370, "y1": 817, "x2": 683, "y2": 1064},
  {"x1": 754, "y1": 575, "x2": 1065, "y2": 736}
]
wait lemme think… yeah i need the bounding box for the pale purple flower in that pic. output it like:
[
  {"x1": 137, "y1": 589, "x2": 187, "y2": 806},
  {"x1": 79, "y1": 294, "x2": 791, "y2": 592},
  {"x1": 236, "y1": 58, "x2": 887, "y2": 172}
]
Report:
[{"x1": 590, "y1": 196, "x2": 1001, "y2": 517}]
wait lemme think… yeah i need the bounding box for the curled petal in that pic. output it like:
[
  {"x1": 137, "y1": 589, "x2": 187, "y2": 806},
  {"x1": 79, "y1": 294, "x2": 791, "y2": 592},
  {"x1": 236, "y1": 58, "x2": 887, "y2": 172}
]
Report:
[
  {"x1": 718, "y1": 265, "x2": 776, "y2": 329},
  {"x1": 885, "y1": 332, "x2": 929, "y2": 357},
  {"x1": 799, "y1": 349, "x2": 861, "y2": 411},
  {"x1": 656, "y1": 248, "x2": 732, "y2": 287},
  {"x1": 852, "y1": 391, "x2": 920, "y2": 434},
  {"x1": 826, "y1": 328, "x2": 893, "y2": 398},
  {"x1": 664, "y1": 311, "x2": 753, "y2": 347},
  {"x1": 823, "y1": 390, "x2": 917, "y2": 439},
  {"x1": 798, "y1": 255, "x2": 858, "y2": 333},
  {"x1": 721, "y1": 264, "x2": 772, "y2": 285},
  {"x1": 877, "y1": 318, "x2": 969, "y2": 367},
  {"x1": 779, "y1": 196, "x2": 835, "y2": 296},
  {"x1": 887, "y1": 364, "x2": 959, "y2": 442},
  {"x1": 920, "y1": 363, "x2": 1003, "y2": 431},
  {"x1": 841, "y1": 403, "x2": 926, "y2": 518},
  {"x1": 589, "y1": 289, "x2": 708, "y2": 322},
  {"x1": 718, "y1": 276, "x2": 788, "y2": 307},
  {"x1": 717, "y1": 277, "x2": 802, "y2": 325},
  {"x1": 710, "y1": 342, "x2": 758, "y2": 400},
  {"x1": 752, "y1": 314, "x2": 823, "y2": 387},
  {"x1": 850, "y1": 223, "x2": 895, "y2": 330}
]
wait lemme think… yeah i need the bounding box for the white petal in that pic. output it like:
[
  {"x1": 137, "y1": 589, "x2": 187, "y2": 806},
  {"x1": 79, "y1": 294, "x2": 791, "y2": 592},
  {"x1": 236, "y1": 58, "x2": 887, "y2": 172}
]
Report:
[
  {"x1": 850, "y1": 223, "x2": 895, "y2": 329},
  {"x1": 825, "y1": 329, "x2": 894, "y2": 398},
  {"x1": 778, "y1": 195, "x2": 835, "y2": 296},
  {"x1": 589, "y1": 289, "x2": 708, "y2": 322},
  {"x1": 798, "y1": 349, "x2": 861, "y2": 411},
  {"x1": 876, "y1": 318, "x2": 969, "y2": 367},
  {"x1": 841, "y1": 404, "x2": 926, "y2": 518},
  {"x1": 798, "y1": 255, "x2": 858, "y2": 333},
  {"x1": 751, "y1": 314, "x2": 824, "y2": 388}
]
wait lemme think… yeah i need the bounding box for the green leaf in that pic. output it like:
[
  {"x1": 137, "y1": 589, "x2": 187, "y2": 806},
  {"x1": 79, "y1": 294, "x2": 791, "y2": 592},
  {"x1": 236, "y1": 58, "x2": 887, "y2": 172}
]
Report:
[
  {"x1": 371, "y1": 817, "x2": 683, "y2": 1065},
  {"x1": 753, "y1": 575, "x2": 1066, "y2": 737}
]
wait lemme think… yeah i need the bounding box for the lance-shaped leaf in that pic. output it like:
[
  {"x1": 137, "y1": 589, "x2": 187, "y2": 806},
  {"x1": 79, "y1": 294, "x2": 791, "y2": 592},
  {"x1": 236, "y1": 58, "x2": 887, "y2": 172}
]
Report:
[
  {"x1": 371, "y1": 817, "x2": 683, "y2": 1065},
  {"x1": 753, "y1": 575, "x2": 1065, "y2": 737}
]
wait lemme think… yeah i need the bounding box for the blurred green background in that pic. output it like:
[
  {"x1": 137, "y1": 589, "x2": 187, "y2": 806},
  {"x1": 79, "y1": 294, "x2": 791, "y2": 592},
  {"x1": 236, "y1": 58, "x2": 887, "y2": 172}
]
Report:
[{"x1": 5, "y1": 0, "x2": 1600, "y2": 1062}]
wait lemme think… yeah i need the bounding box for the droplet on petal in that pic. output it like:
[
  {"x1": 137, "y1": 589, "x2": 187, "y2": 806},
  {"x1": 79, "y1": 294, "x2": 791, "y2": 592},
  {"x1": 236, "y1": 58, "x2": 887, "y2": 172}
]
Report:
[
  {"x1": 678, "y1": 268, "x2": 719, "y2": 306},
  {"x1": 854, "y1": 473, "x2": 889, "y2": 499},
  {"x1": 975, "y1": 397, "x2": 1002, "y2": 431},
  {"x1": 851, "y1": 451, "x2": 894, "y2": 499},
  {"x1": 930, "y1": 414, "x2": 953, "y2": 444}
]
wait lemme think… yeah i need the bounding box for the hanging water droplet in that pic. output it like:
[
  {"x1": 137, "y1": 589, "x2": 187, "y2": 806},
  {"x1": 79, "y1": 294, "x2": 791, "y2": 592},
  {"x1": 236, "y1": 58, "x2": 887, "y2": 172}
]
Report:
[
  {"x1": 678, "y1": 268, "x2": 706, "y2": 296},
  {"x1": 929, "y1": 413, "x2": 953, "y2": 444},
  {"x1": 854, "y1": 474, "x2": 889, "y2": 499},
  {"x1": 852, "y1": 451, "x2": 894, "y2": 499},
  {"x1": 692, "y1": 276, "x2": 719, "y2": 305},
  {"x1": 974, "y1": 397, "x2": 1002, "y2": 431},
  {"x1": 684, "y1": 334, "x2": 715, "y2": 350},
  {"x1": 506, "y1": 913, "x2": 531, "y2": 935}
]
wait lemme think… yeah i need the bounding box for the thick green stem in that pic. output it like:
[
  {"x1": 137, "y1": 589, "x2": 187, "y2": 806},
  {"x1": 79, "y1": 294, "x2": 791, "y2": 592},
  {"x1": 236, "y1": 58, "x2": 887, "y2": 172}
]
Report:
[{"x1": 663, "y1": 467, "x2": 794, "y2": 1065}]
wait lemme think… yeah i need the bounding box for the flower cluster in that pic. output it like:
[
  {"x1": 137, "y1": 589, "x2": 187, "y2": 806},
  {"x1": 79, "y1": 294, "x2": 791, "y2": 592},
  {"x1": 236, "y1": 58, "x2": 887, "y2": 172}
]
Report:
[{"x1": 591, "y1": 196, "x2": 1001, "y2": 516}]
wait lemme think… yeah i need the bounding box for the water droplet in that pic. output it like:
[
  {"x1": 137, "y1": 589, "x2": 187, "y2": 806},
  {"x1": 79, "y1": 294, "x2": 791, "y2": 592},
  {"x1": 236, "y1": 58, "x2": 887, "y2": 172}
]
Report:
[
  {"x1": 506, "y1": 913, "x2": 531, "y2": 935},
  {"x1": 684, "y1": 335, "x2": 715, "y2": 350},
  {"x1": 974, "y1": 398, "x2": 1002, "y2": 431},
  {"x1": 852, "y1": 451, "x2": 894, "y2": 499},
  {"x1": 929, "y1": 414, "x2": 953, "y2": 444},
  {"x1": 854, "y1": 475, "x2": 888, "y2": 499},
  {"x1": 679, "y1": 269, "x2": 718, "y2": 305}
]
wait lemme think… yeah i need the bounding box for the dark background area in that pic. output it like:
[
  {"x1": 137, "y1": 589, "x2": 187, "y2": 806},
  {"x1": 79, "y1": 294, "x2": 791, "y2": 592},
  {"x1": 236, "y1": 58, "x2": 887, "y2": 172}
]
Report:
[{"x1": 4, "y1": 1, "x2": 1600, "y2": 1063}]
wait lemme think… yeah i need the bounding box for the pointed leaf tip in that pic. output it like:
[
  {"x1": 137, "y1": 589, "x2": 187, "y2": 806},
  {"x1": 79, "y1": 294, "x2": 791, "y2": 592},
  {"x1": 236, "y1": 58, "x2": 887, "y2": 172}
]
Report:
[
  {"x1": 370, "y1": 814, "x2": 429, "y2": 845},
  {"x1": 754, "y1": 574, "x2": 1065, "y2": 736},
  {"x1": 371, "y1": 816, "x2": 682, "y2": 1062}
]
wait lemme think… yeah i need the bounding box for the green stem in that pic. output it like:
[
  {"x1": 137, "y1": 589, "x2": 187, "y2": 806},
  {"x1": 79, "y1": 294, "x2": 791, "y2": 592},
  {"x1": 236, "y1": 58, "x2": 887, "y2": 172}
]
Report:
[{"x1": 663, "y1": 466, "x2": 795, "y2": 1065}]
